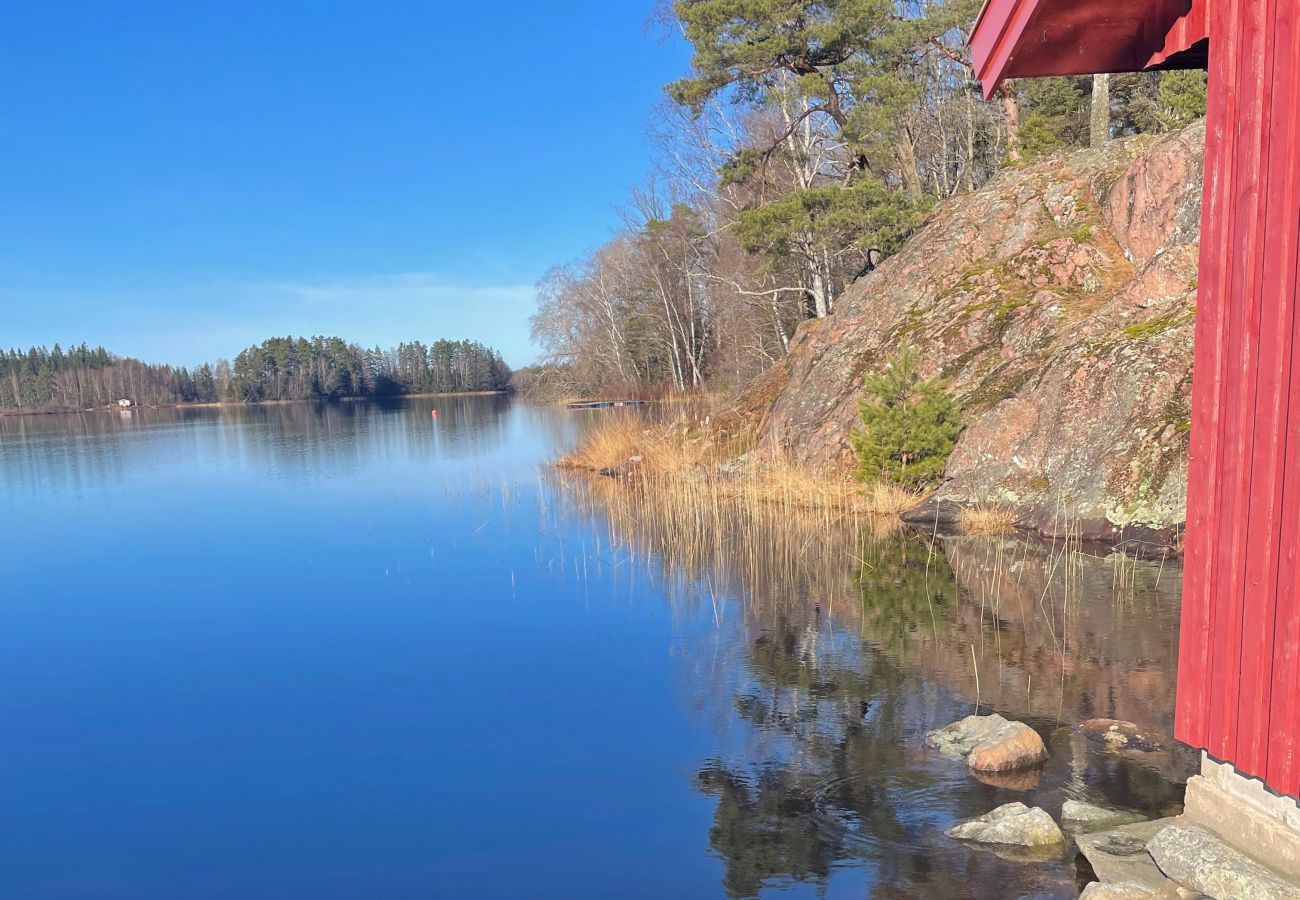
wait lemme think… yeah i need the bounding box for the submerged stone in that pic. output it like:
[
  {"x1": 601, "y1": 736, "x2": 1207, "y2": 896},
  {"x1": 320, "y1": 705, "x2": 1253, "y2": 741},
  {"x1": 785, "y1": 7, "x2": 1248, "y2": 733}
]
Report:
[
  {"x1": 1063, "y1": 799, "x2": 1151, "y2": 832},
  {"x1": 946, "y1": 802, "x2": 1065, "y2": 847},
  {"x1": 926, "y1": 713, "x2": 1048, "y2": 773},
  {"x1": 1079, "y1": 719, "x2": 1165, "y2": 752}
]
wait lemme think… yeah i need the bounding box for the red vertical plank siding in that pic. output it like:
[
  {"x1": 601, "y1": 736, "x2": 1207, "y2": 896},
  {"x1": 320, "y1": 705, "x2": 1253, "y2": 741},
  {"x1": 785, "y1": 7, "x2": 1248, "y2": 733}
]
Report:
[
  {"x1": 1204, "y1": 0, "x2": 1257, "y2": 762},
  {"x1": 1175, "y1": 0, "x2": 1238, "y2": 754},
  {"x1": 1266, "y1": 4, "x2": 1300, "y2": 794},
  {"x1": 1238, "y1": 0, "x2": 1298, "y2": 778},
  {"x1": 1177, "y1": 0, "x2": 1300, "y2": 796}
]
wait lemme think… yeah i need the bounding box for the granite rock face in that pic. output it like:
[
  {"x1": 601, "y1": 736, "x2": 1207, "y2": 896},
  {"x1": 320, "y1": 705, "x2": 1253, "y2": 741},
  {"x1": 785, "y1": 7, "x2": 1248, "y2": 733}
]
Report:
[
  {"x1": 925, "y1": 713, "x2": 1049, "y2": 773},
  {"x1": 946, "y1": 802, "x2": 1065, "y2": 846},
  {"x1": 747, "y1": 122, "x2": 1206, "y2": 544},
  {"x1": 1148, "y1": 825, "x2": 1300, "y2": 900}
]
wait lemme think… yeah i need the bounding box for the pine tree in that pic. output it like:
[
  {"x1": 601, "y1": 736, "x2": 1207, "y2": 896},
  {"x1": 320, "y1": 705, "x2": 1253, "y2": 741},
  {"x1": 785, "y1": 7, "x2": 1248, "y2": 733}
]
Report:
[
  {"x1": 850, "y1": 347, "x2": 962, "y2": 487},
  {"x1": 1157, "y1": 70, "x2": 1208, "y2": 130}
]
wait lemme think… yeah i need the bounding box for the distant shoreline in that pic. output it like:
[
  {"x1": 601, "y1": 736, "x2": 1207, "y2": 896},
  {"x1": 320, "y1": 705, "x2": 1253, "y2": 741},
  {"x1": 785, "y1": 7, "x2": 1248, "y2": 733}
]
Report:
[{"x1": 0, "y1": 390, "x2": 511, "y2": 419}]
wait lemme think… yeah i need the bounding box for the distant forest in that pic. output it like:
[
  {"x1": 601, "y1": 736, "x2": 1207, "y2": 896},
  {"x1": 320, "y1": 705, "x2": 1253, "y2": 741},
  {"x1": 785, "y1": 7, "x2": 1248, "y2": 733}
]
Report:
[{"x1": 0, "y1": 337, "x2": 512, "y2": 412}]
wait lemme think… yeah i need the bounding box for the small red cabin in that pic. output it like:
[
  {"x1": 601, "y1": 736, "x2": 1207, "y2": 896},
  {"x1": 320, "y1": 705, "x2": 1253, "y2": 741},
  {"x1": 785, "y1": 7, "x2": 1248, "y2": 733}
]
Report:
[{"x1": 972, "y1": 0, "x2": 1300, "y2": 799}]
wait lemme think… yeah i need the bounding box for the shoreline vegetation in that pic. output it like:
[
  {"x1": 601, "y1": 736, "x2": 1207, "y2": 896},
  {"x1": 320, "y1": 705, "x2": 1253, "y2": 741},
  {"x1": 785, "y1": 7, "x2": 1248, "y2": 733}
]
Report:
[
  {"x1": 553, "y1": 397, "x2": 1112, "y2": 548},
  {"x1": 555, "y1": 407, "x2": 1022, "y2": 539}
]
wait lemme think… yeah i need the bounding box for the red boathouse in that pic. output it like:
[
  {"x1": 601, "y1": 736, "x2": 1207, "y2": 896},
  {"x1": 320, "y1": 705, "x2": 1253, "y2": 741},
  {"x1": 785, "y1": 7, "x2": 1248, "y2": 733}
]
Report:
[{"x1": 972, "y1": 0, "x2": 1300, "y2": 804}]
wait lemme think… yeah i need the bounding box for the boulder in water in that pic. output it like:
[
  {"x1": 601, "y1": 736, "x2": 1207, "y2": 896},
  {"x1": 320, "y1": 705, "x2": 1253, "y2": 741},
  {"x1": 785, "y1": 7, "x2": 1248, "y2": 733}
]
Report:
[
  {"x1": 926, "y1": 713, "x2": 1048, "y2": 772},
  {"x1": 946, "y1": 802, "x2": 1065, "y2": 847}
]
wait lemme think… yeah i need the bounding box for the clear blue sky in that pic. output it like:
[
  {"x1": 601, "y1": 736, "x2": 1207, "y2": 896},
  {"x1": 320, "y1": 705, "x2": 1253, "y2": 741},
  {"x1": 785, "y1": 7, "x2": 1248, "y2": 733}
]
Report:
[{"x1": 0, "y1": 2, "x2": 690, "y2": 368}]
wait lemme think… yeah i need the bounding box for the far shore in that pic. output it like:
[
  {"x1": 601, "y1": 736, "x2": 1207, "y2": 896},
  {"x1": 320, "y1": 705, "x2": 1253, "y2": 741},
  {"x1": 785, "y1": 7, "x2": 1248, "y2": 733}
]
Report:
[{"x1": 0, "y1": 389, "x2": 511, "y2": 418}]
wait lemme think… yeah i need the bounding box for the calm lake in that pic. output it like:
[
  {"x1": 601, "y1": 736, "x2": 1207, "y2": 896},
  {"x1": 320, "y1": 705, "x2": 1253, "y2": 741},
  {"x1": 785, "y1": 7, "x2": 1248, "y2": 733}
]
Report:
[{"x1": 0, "y1": 396, "x2": 1193, "y2": 899}]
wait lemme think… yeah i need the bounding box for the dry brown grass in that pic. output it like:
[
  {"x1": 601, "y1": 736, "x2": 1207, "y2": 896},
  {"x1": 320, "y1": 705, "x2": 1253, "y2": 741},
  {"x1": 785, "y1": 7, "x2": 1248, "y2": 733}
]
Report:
[
  {"x1": 558, "y1": 411, "x2": 752, "y2": 476},
  {"x1": 959, "y1": 503, "x2": 1018, "y2": 535},
  {"x1": 863, "y1": 481, "x2": 925, "y2": 517},
  {"x1": 556, "y1": 418, "x2": 645, "y2": 472},
  {"x1": 558, "y1": 414, "x2": 926, "y2": 526}
]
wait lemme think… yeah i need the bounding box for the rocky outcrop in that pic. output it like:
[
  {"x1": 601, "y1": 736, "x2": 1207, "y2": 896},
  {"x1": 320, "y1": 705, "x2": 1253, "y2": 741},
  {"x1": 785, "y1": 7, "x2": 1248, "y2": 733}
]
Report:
[
  {"x1": 946, "y1": 802, "x2": 1065, "y2": 846},
  {"x1": 926, "y1": 713, "x2": 1048, "y2": 773},
  {"x1": 749, "y1": 122, "x2": 1205, "y2": 544}
]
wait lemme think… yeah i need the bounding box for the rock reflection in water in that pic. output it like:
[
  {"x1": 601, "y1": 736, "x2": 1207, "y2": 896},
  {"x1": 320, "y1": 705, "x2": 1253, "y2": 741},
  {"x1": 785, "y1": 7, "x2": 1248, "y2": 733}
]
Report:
[{"x1": 564, "y1": 476, "x2": 1193, "y2": 898}]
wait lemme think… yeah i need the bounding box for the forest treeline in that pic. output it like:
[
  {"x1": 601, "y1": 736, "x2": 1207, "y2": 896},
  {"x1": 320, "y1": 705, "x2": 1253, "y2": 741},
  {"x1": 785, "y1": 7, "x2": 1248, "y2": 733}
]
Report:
[
  {"x1": 0, "y1": 338, "x2": 511, "y2": 412},
  {"x1": 529, "y1": 0, "x2": 1208, "y2": 397}
]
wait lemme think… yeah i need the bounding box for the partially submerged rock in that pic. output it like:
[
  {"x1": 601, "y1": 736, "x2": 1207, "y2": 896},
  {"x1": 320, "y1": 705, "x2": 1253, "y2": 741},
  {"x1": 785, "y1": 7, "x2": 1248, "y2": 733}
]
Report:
[
  {"x1": 926, "y1": 713, "x2": 1048, "y2": 772},
  {"x1": 946, "y1": 802, "x2": 1065, "y2": 847},
  {"x1": 1080, "y1": 719, "x2": 1166, "y2": 752},
  {"x1": 898, "y1": 497, "x2": 964, "y2": 530},
  {"x1": 1077, "y1": 819, "x2": 1177, "y2": 892},
  {"x1": 1148, "y1": 824, "x2": 1300, "y2": 900},
  {"x1": 1063, "y1": 799, "x2": 1151, "y2": 833}
]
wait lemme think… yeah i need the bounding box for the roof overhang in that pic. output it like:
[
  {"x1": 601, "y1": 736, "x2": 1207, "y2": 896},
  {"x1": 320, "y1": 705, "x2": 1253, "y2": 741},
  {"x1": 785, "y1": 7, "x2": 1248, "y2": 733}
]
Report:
[{"x1": 971, "y1": 0, "x2": 1209, "y2": 99}]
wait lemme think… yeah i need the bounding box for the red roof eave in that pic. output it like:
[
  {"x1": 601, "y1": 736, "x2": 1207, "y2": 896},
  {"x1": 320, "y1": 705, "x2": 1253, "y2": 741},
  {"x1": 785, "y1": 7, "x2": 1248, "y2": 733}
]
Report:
[
  {"x1": 970, "y1": 0, "x2": 1045, "y2": 100},
  {"x1": 970, "y1": 0, "x2": 1209, "y2": 100}
]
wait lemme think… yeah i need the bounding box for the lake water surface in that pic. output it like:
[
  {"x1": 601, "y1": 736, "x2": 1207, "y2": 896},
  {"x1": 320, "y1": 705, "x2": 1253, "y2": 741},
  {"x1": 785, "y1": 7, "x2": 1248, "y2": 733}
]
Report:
[{"x1": 0, "y1": 396, "x2": 1193, "y2": 899}]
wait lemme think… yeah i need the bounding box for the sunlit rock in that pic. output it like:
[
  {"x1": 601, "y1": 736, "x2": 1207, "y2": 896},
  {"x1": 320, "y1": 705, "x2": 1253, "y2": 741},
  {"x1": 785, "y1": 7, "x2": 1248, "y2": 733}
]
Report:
[
  {"x1": 1148, "y1": 824, "x2": 1300, "y2": 900},
  {"x1": 926, "y1": 713, "x2": 1049, "y2": 773},
  {"x1": 945, "y1": 802, "x2": 1064, "y2": 847}
]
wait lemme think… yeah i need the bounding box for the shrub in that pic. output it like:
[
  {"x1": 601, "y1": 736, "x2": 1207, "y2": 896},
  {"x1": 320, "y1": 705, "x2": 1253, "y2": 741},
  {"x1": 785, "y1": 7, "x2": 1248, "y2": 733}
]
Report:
[{"x1": 851, "y1": 347, "x2": 962, "y2": 488}]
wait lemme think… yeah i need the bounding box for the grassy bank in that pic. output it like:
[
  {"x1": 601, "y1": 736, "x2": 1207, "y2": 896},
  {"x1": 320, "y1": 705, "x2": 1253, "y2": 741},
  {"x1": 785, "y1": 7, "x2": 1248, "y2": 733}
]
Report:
[{"x1": 556, "y1": 413, "x2": 922, "y2": 519}]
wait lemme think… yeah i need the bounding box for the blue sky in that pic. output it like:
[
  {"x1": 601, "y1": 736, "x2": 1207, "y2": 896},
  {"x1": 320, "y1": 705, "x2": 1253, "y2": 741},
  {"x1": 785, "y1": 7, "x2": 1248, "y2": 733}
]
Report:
[{"x1": 0, "y1": 2, "x2": 691, "y2": 367}]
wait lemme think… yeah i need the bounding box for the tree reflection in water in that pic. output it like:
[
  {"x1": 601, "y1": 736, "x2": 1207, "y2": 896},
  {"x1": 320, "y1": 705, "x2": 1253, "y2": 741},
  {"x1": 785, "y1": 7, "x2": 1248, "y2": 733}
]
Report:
[{"x1": 562, "y1": 474, "x2": 1194, "y2": 898}]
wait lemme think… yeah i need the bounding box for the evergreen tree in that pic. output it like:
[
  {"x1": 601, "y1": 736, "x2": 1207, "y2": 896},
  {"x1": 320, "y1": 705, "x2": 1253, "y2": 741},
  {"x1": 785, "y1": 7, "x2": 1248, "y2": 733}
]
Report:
[
  {"x1": 1015, "y1": 77, "x2": 1090, "y2": 159},
  {"x1": 1157, "y1": 70, "x2": 1208, "y2": 130},
  {"x1": 850, "y1": 347, "x2": 962, "y2": 487}
]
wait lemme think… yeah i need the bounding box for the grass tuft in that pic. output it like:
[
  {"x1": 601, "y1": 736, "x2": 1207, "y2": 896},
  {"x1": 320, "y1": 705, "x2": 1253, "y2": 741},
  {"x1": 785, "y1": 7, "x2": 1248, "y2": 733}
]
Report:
[{"x1": 959, "y1": 503, "x2": 1018, "y2": 535}]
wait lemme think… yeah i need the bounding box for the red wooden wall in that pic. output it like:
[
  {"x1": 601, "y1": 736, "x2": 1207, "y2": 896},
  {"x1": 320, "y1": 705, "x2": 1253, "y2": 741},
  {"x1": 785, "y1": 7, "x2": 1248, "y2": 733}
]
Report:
[{"x1": 1175, "y1": 0, "x2": 1300, "y2": 796}]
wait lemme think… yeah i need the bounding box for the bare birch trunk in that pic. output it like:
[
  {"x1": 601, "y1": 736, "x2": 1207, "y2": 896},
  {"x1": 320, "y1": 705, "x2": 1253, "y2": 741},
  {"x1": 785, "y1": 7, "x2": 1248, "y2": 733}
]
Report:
[{"x1": 1090, "y1": 74, "x2": 1110, "y2": 148}]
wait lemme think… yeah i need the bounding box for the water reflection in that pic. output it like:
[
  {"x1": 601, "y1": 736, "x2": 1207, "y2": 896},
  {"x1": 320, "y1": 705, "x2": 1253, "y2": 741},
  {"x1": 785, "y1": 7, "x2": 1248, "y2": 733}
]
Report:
[
  {"x1": 0, "y1": 400, "x2": 1193, "y2": 899},
  {"x1": 0, "y1": 396, "x2": 580, "y2": 495},
  {"x1": 562, "y1": 477, "x2": 1194, "y2": 898}
]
